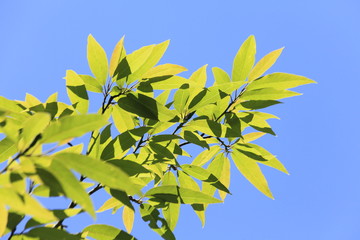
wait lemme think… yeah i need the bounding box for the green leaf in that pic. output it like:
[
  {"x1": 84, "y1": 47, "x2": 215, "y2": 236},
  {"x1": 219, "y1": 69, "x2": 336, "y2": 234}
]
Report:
[
  {"x1": 118, "y1": 93, "x2": 175, "y2": 121},
  {"x1": 42, "y1": 114, "x2": 108, "y2": 143},
  {"x1": 79, "y1": 74, "x2": 103, "y2": 93},
  {"x1": 248, "y1": 48, "x2": 284, "y2": 81},
  {"x1": 145, "y1": 185, "x2": 222, "y2": 204},
  {"x1": 24, "y1": 227, "x2": 83, "y2": 240},
  {"x1": 18, "y1": 112, "x2": 51, "y2": 151},
  {"x1": 112, "y1": 104, "x2": 137, "y2": 133},
  {"x1": 232, "y1": 35, "x2": 256, "y2": 82},
  {"x1": 87, "y1": 34, "x2": 109, "y2": 85},
  {"x1": 97, "y1": 197, "x2": 123, "y2": 213},
  {"x1": 239, "y1": 100, "x2": 282, "y2": 110},
  {"x1": 0, "y1": 137, "x2": 17, "y2": 164},
  {"x1": 0, "y1": 204, "x2": 7, "y2": 237},
  {"x1": 191, "y1": 145, "x2": 221, "y2": 166},
  {"x1": 149, "y1": 142, "x2": 175, "y2": 159},
  {"x1": 151, "y1": 134, "x2": 181, "y2": 143},
  {"x1": 241, "y1": 88, "x2": 301, "y2": 101},
  {"x1": 65, "y1": 70, "x2": 89, "y2": 114},
  {"x1": 122, "y1": 206, "x2": 135, "y2": 233},
  {"x1": 140, "y1": 204, "x2": 175, "y2": 240},
  {"x1": 185, "y1": 119, "x2": 242, "y2": 138},
  {"x1": 83, "y1": 224, "x2": 136, "y2": 240},
  {"x1": 181, "y1": 130, "x2": 209, "y2": 149},
  {"x1": 110, "y1": 36, "x2": 126, "y2": 77},
  {"x1": 173, "y1": 83, "x2": 190, "y2": 114},
  {"x1": 3, "y1": 212, "x2": 23, "y2": 237},
  {"x1": 177, "y1": 171, "x2": 205, "y2": 226},
  {"x1": 0, "y1": 188, "x2": 57, "y2": 222},
  {"x1": 246, "y1": 143, "x2": 288, "y2": 174},
  {"x1": 162, "y1": 172, "x2": 180, "y2": 231},
  {"x1": 181, "y1": 164, "x2": 230, "y2": 194},
  {"x1": 44, "y1": 160, "x2": 95, "y2": 218},
  {"x1": 247, "y1": 73, "x2": 316, "y2": 90},
  {"x1": 148, "y1": 76, "x2": 189, "y2": 90},
  {"x1": 0, "y1": 96, "x2": 24, "y2": 113},
  {"x1": 212, "y1": 67, "x2": 231, "y2": 85},
  {"x1": 143, "y1": 64, "x2": 187, "y2": 78},
  {"x1": 231, "y1": 149, "x2": 273, "y2": 199},
  {"x1": 189, "y1": 65, "x2": 207, "y2": 88},
  {"x1": 242, "y1": 132, "x2": 266, "y2": 143},
  {"x1": 53, "y1": 153, "x2": 140, "y2": 195}
]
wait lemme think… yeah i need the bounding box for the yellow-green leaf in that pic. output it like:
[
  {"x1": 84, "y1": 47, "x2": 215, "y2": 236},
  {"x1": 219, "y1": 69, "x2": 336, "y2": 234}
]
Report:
[
  {"x1": 53, "y1": 153, "x2": 140, "y2": 195},
  {"x1": 79, "y1": 75, "x2": 103, "y2": 93},
  {"x1": 231, "y1": 149, "x2": 273, "y2": 199},
  {"x1": 0, "y1": 137, "x2": 17, "y2": 164},
  {"x1": 65, "y1": 70, "x2": 89, "y2": 114},
  {"x1": 241, "y1": 88, "x2": 301, "y2": 101},
  {"x1": 0, "y1": 203, "x2": 7, "y2": 237},
  {"x1": 191, "y1": 145, "x2": 221, "y2": 166},
  {"x1": 87, "y1": 34, "x2": 109, "y2": 85},
  {"x1": 122, "y1": 206, "x2": 135, "y2": 233},
  {"x1": 110, "y1": 36, "x2": 126, "y2": 77},
  {"x1": 248, "y1": 48, "x2": 284, "y2": 81},
  {"x1": 232, "y1": 35, "x2": 256, "y2": 83},
  {"x1": 97, "y1": 197, "x2": 123, "y2": 213},
  {"x1": 143, "y1": 64, "x2": 187, "y2": 79},
  {"x1": 212, "y1": 67, "x2": 231, "y2": 85},
  {"x1": 83, "y1": 224, "x2": 136, "y2": 240},
  {"x1": 42, "y1": 114, "x2": 108, "y2": 143}
]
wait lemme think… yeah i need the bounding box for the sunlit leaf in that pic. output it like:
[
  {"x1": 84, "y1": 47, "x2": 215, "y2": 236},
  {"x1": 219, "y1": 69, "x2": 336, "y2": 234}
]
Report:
[
  {"x1": 241, "y1": 88, "x2": 301, "y2": 101},
  {"x1": 247, "y1": 73, "x2": 316, "y2": 91},
  {"x1": 248, "y1": 48, "x2": 284, "y2": 81},
  {"x1": 122, "y1": 206, "x2": 135, "y2": 233},
  {"x1": 185, "y1": 119, "x2": 242, "y2": 138},
  {"x1": 110, "y1": 36, "x2": 126, "y2": 77},
  {"x1": 53, "y1": 153, "x2": 140, "y2": 195},
  {"x1": 79, "y1": 74, "x2": 103, "y2": 93},
  {"x1": 231, "y1": 149, "x2": 273, "y2": 199},
  {"x1": 0, "y1": 204, "x2": 7, "y2": 237},
  {"x1": 191, "y1": 145, "x2": 221, "y2": 166},
  {"x1": 0, "y1": 137, "x2": 17, "y2": 164},
  {"x1": 145, "y1": 185, "x2": 222, "y2": 204},
  {"x1": 143, "y1": 64, "x2": 187, "y2": 79},
  {"x1": 140, "y1": 204, "x2": 175, "y2": 240},
  {"x1": 44, "y1": 160, "x2": 95, "y2": 217},
  {"x1": 232, "y1": 35, "x2": 256, "y2": 82},
  {"x1": 42, "y1": 114, "x2": 108, "y2": 143},
  {"x1": 87, "y1": 34, "x2": 109, "y2": 85},
  {"x1": 83, "y1": 224, "x2": 136, "y2": 240},
  {"x1": 65, "y1": 70, "x2": 89, "y2": 114},
  {"x1": 212, "y1": 67, "x2": 231, "y2": 85},
  {"x1": 24, "y1": 227, "x2": 82, "y2": 240},
  {"x1": 181, "y1": 164, "x2": 230, "y2": 193}
]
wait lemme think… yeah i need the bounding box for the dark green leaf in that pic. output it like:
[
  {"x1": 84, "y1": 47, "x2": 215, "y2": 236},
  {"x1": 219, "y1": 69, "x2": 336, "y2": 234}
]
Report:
[{"x1": 83, "y1": 224, "x2": 136, "y2": 240}]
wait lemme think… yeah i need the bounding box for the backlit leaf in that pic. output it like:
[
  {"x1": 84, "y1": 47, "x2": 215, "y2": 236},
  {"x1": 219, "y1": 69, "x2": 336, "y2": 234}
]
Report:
[
  {"x1": 65, "y1": 70, "x2": 89, "y2": 114},
  {"x1": 231, "y1": 149, "x2": 273, "y2": 199},
  {"x1": 122, "y1": 206, "x2": 135, "y2": 233},
  {"x1": 87, "y1": 34, "x2": 109, "y2": 85},
  {"x1": 42, "y1": 114, "x2": 108, "y2": 143},
  {"x1": 0, "y1": 204, "x2": 7, "y2": 237},
  {"x1": 0, "y1": 137, "x2": 17, "y2": 164},
  {"x1": 53, "y1": 153, "x2": 140, "y2": 195},
  {"x1": 143, "y1": 64, "x2": 187, "y2": 78},
  {"x1": 247, "y1": 73, "x2": 316, "y2": 90},
  {"x1": 248, "y1": 48, "x2": 284, "y2": 81},
  {"x1": 232, "y1": 35, "x2": 256, "y2": 83},
  {"x1": 110, "y1": 36, "x2": 126, "y2": 77},
  {"x1": 83, "y1": 224, "x2": 136, "y2": 240}
]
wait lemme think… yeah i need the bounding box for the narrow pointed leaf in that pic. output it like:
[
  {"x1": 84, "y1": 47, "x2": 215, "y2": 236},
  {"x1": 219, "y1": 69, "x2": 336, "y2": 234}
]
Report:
[
  {"x1": 191, "y1": 145, "x2": 221, "y2": 166},
  {"x1": 122, "y1": 206, "x2": 135, "y2": 233},
  {"x1": 0, "y1": 137, "x2": 17, "y2": 163},
  {"x1": 65, "y1": 70, "x2": 89, "y2": 114},
  {"x1": 87, "y1": 34, "x2": 108, "y2": 85},
  {"x1": 140, "y1": 204, "x2": 175, "y2": 240},
  {"x1": 53, "y1": 153, "x2": 140, "y2": 195},
  {"x1": 45, "y1": 160, "x2": 95, "y2": 217},
  {"x1": 24, "y1": 227, "x2": 83, "y2": 240},
  {"x1": 143, "y1": 64, "x2": 187, "y2": 78},
  {"x1": 42, "y1": 114, "x2": 108, "y2": 143},
  {"x1": 249, "y1": 48, "x2": 284, "y2": 81},
  {"x1": 79, "y1": 75, "x2": 103, "y2": 93},
  {"x1": 145, "y1": 185, "x2": 222, "y2": 204},
  {"x1": 110, "y1": 36, "x2": 126, "y2": 77},
  {"x1": 212, "y1": 67, "x2": 231, "y2": 85},
  {"x1": 232, "y1": 35, "x2": 256, "y2": 82},
  {"x1": 83, "y1": 224, "x2": 136, "y2": 240},
  {"x1": 232, "y1": 149, "x2": 273, "y2": 199},
  {"x1": 181, "y1": 164, "x2": 230, "y2": 194},
  {"x1": 241, "y1": 88, "x2": 301, "y2": 101}
]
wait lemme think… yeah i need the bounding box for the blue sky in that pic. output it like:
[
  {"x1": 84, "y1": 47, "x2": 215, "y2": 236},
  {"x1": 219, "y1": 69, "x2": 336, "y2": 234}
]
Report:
[{"x1": 1, "y1": 0, "x2": 360, "y2": 239}]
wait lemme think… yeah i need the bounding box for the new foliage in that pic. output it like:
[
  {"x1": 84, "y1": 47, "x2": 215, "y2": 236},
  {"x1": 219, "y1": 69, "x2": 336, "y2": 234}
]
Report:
[{"x1": 0, "y1": 35, "x2": 315, "y2": 239}]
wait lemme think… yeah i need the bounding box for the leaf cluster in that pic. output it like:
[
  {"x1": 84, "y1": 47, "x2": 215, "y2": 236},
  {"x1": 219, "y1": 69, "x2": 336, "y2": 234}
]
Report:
[{"x1": 0, "y1": 35, "x2": 314, "y2": 239}]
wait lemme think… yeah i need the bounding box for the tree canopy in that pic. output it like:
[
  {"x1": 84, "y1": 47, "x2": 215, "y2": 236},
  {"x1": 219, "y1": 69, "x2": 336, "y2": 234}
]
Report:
[{"x1": 0, "y1": 35, "x2": 315, "y2": 240}]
